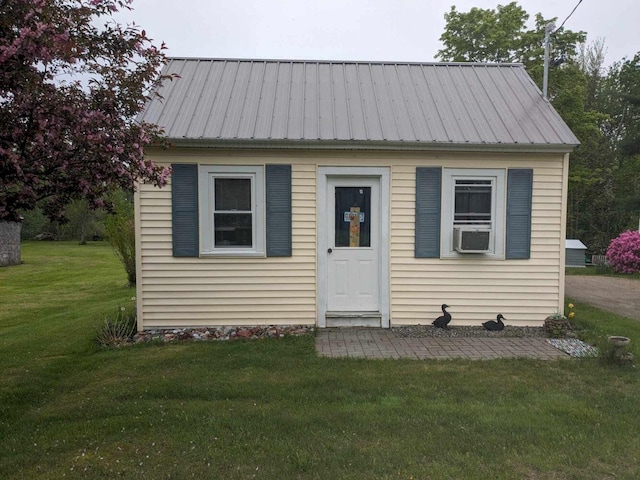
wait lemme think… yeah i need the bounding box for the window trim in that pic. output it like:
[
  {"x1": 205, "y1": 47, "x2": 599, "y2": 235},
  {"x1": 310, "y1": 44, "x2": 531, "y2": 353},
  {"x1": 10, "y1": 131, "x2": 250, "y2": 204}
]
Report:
[
  {"x1": 441, "y1": 168, "x2": 505, "y2": 258},
  {"x1": 198, "y1": 165, "x2": 265, "y2": 256}
]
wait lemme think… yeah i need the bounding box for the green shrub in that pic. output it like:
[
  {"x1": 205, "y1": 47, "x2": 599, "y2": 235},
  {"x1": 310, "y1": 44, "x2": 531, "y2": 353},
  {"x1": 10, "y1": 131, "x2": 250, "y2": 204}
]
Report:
[
  {"x1": 63, "y1": 199, "x2": 106, "y2": 244},
  {"x1": 20, "y1": 208, "x2": 60, "y2": 240},
  {"x1": 20, "y1": 201, "x2": 106, "y2": 243},
  {"x1": 105, "y1": 191, "x2": 136, "y2": 285}
]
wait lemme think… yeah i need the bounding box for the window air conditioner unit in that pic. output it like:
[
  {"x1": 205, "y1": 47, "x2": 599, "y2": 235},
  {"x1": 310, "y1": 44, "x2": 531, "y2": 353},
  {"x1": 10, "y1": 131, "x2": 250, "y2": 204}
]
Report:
[{"x1": 453, "y1": 227, "x2": 491, "y2": 253}]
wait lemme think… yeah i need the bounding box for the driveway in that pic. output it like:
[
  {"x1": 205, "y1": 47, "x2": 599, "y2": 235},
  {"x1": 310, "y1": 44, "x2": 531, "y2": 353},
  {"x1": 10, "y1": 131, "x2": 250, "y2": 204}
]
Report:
[{"x1": 565, "y1": 275, "x2": 640, "y2": 321}]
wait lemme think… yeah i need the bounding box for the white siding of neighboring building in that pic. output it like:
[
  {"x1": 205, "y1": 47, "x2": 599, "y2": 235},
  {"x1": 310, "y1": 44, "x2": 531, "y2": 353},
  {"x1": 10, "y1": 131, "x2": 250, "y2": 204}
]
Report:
[{"x1": 136, "y1": 150, "x2": 567, "y2": 329}]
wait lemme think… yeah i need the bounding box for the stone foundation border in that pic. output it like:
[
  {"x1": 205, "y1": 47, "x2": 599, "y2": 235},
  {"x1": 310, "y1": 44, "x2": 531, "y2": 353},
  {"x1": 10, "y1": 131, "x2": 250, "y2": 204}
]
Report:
[{"x1": 133, "y1": 325, "x2": 315, "y2": 343}]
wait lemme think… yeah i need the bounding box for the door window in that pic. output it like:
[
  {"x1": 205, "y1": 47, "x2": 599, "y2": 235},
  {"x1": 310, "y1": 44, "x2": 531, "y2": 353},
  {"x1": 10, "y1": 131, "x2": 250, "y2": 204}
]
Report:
[{"x1": 334, "y1": 187, "x2": 371, "y2": 247}]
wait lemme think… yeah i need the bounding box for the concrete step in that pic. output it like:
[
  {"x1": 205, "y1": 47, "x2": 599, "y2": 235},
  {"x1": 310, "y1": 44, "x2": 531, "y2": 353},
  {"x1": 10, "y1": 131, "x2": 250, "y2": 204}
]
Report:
[{"x1": 325, "y1": 311, "x2": 382, "y2": 327}]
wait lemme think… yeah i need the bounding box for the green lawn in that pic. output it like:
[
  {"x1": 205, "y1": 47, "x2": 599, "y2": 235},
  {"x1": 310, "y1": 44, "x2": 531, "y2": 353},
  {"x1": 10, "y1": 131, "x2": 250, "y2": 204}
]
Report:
[
  {"x1": 2, "y1": 243, "x2": 640, "y2": 479},
  {"x1": 566, "y1": 265, "x2": 640, "y2": 280}
]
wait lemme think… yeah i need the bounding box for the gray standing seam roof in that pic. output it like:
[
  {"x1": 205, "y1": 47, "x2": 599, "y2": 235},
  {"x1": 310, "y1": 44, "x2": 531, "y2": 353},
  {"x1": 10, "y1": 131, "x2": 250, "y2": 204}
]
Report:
[{"x1": 139, "y1": 58, "x2": 579, "y2": 152}]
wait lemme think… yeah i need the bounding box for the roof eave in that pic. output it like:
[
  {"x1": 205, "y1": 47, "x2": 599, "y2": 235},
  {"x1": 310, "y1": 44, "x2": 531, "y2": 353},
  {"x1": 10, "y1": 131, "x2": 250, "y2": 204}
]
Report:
[{"x1": 160, "y1": 138, "x2": 579, "y2": 154}]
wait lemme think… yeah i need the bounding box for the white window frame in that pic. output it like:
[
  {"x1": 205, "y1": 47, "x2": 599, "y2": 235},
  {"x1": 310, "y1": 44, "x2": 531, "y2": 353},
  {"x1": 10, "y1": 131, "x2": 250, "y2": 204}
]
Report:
[
  {"x1": 441, "y1": 168, "x2": 505, "y2": 258},
  {"x1": 198, "y1": 165, "x2": 265, "y2": 256}
]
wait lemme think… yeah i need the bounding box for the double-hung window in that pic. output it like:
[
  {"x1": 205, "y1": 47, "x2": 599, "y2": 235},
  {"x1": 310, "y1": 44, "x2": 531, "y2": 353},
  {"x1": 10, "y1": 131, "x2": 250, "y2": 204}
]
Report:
[
  {"x1": 454, "y1": 179, "x2": 493, "y2": 228},
  {"x1": 442, "y1": 169, "x2": 505, "y2": 257},
  {"x1": 199, "y1": 166, "x2": 265, "y2": 256}
]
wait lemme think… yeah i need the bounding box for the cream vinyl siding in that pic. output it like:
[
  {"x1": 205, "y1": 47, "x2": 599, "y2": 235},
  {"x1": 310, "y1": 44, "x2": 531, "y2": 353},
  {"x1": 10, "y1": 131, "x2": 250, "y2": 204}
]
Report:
[
  {"x1": 137, "y1": 150, "x2": 567, "y2": 329},
  {"x1": 391, "y1": 154, "x2": 566, "y2": 326},
  {"x1": 137, "y1": 157, "x2": 316, "y2": 329}
]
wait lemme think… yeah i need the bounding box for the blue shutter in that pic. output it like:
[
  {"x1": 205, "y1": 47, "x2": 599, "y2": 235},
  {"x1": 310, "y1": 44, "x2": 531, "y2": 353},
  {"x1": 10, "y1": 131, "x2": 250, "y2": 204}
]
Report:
[
  {"x1": 266, "y1": 164, "x2": 292, "y2": 257},
  {"x1": 171, "y1": 164, "x2": 199, "y2": 257},
  {"x1": 415, "y1": 167, "x2": 442, "y2": 258},
  {"x1": 506, "y1": 168, "x2": 533, "y2": 259}
]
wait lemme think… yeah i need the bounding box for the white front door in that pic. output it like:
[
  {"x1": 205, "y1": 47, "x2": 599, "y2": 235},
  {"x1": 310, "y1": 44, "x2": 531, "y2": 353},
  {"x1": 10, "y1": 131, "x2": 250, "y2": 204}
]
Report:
[
  {"x1": 317, "y1": 168, "x2": 390, "y2": 328},
  {"x1": 327, "y1": 177, "x2": 380, "y2": 312}
]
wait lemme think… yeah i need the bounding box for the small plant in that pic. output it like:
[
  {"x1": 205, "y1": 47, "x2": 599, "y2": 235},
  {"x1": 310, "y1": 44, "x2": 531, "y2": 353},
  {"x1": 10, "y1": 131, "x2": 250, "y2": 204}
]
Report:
[
  {"x1": 96, "y1": 304, "x2": 137, "y2": 348},
  {"x1": 544, "y1": 305, "x2": 574, "y2": 338},
  {"x1": 606, "y1": 230, "x2": 640, "y2": 274},
  {"x1": 547, "y1": 310, "x2": 565, "y2": 320}
]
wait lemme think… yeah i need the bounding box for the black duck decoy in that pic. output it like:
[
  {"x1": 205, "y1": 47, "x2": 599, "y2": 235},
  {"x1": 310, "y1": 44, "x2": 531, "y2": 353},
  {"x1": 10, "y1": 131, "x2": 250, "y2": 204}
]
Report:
[
  {"x1": 482, "y1": 314, "x2": 506, "y2": 331},
  {"x1": 432, "y1": 304, "x2": 451, "y2": 329}
]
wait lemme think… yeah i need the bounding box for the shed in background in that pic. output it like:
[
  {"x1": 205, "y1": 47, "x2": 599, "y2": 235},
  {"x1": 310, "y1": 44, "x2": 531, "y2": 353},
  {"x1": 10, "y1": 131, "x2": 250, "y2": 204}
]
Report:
[{"x1": 565, "y1": 239, "x2": 588, "y2": 267}]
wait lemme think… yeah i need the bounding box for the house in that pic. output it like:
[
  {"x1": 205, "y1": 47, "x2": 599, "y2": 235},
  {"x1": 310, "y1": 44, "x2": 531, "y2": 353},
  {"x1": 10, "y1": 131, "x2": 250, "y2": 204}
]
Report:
[
  {"x1": 134, "y1": 58, "x2": 579, "y2": 331},
  {"x1": 565, "y1": 239, "x2": 588, "y2": 267}
]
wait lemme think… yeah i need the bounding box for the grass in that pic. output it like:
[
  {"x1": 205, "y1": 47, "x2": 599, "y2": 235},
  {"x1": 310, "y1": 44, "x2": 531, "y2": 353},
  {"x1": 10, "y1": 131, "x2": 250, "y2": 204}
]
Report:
[
  {"x1": 1, "y1": 242, "x2": 640, "y2": 479},
  {"x1": 567, "y1": 300, "x2": 640, "y2": 351},
  {"x1": 566, "y1": 265, "x2": 640, "y2": 279}
]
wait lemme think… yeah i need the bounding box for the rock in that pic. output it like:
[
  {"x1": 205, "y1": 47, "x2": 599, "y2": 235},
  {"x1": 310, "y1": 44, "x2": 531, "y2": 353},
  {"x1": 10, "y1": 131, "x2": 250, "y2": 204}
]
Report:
[
  {"x1": 235, "y1": 329, "x2": 253, "y2": 338},
  {"x1": 393, "y1": 325, "x2": 546, "y2": 338},
  {"x1": 126, "y1": 325, "x2": 314, "y2": 345}
]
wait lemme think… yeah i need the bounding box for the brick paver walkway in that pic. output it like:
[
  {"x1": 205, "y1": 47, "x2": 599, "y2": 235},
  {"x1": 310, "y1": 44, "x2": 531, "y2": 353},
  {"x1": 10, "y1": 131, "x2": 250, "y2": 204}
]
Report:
[{"x1": 316, "y1": 328, "x2": 568, "y2": 360}]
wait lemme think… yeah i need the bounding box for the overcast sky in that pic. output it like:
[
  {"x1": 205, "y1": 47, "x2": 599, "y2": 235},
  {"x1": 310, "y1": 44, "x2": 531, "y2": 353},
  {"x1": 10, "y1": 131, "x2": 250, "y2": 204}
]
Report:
[{"x1": 115, "y1": 0, "x2": 638, "y2": 68}]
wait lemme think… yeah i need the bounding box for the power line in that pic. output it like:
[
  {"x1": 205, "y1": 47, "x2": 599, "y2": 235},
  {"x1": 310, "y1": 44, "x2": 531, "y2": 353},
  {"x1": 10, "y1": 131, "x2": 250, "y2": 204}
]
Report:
[{"x1": 555, "y1": 0, "x2": 583, "y2": 32}]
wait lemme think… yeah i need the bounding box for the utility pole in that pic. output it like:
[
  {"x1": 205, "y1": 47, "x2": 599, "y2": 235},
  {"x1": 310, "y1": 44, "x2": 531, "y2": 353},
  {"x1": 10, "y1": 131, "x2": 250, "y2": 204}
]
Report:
[{"x1": 543, "y1": 22, "x2": 556, "y2": 99}]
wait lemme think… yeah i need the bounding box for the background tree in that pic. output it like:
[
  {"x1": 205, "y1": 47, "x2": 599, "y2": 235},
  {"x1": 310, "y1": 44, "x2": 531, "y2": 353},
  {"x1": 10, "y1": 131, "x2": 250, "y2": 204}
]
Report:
[
  {"x1": 0, "y1": 0, "x2": 171, "y2": 226},
  {"x1": 606, "y1": 54, "x2": 640, "y2": 233},
  {"x1": 578, "y1": 38, "x2": 607, "y2": 111},
  {"x1": 19, "y1": 201, "x2": 106, "y2": 243},
  {"x1": 610, "y1": 54, "x2": 640, "y2": 158},
  {"x1": 62, "y1": 199, "x2": 106, "y2": 244},
  {"x1": 437, "y1": 2, "x2": 640, "y2": 254},
  {"x1": 437, "y1": 2, "x2": 531, "y2": 64},
  {"x1": 437, "y1": 2, "x2": 585, "y2": 70}
]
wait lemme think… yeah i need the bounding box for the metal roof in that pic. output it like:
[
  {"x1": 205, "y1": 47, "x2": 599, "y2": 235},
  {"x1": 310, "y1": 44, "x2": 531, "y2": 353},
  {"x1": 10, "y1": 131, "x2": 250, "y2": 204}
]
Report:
[
  {"x1": 139, "y1": 58, "x2": 579, "y2": 152},
  {"x1": 566, "y1": 239, "x2": 587, "y2": 249}
]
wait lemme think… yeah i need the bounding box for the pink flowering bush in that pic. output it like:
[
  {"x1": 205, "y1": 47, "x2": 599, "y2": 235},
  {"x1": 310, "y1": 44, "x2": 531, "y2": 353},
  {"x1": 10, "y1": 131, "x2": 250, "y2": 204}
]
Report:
[{"x1": 606, "y1": 230, "x2": 640, "y2": 274}]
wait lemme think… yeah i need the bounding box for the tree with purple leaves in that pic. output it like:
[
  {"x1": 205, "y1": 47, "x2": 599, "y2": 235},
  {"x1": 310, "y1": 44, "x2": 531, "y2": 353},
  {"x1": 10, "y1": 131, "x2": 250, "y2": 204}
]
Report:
[{"x1": 0, "y1": 0, "x2": 171, "y2": 225}]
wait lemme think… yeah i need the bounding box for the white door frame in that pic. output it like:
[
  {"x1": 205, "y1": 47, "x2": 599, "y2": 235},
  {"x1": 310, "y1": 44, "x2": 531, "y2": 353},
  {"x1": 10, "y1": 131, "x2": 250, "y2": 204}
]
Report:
[{"x1": 317, "y1": 166, "x2": 390, "y2": 328}]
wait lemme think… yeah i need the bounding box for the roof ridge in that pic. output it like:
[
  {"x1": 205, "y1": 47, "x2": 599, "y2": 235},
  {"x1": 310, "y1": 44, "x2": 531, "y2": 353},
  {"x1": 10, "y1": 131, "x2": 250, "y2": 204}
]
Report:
[{"x1": 166, "y1": 57, "x2": 525, "y2": 67}]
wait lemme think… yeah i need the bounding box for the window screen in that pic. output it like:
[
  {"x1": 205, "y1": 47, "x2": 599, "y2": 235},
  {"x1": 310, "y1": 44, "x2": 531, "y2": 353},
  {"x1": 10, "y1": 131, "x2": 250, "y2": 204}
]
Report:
[
  {"x1": 214, "y1": 178, "x2": 253, "y2": 247},
  {"x1": 454, "y1": 179, "x2": 492, "y2": 227}
]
